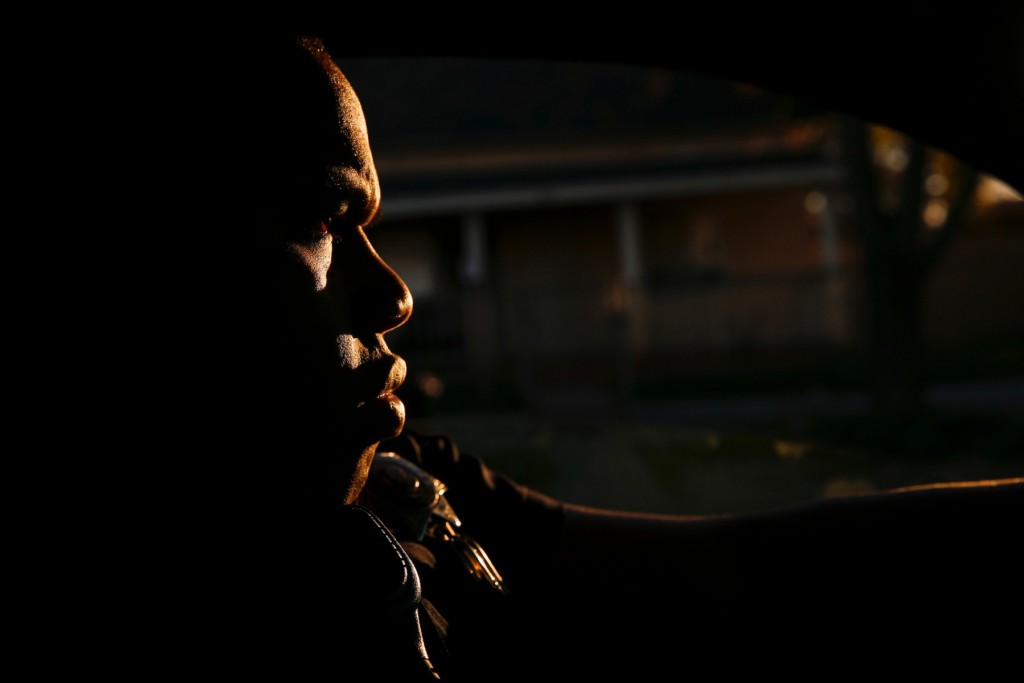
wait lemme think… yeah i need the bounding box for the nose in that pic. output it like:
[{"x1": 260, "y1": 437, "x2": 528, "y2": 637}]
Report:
[{"x1": 333, "y1": 228, "x2": 413, "y2": 336}]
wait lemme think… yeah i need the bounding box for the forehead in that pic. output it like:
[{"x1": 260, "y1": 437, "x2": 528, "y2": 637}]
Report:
[
  {"x1": 237, "y1": 38, "x2": 375, "y2": 210},
  {"x1": 254, "y1": 40, "x2": 364, "y2": 154}
]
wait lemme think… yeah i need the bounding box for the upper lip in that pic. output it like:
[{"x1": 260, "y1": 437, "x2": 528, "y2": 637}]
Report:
[{"x1": 350, "y1": 354, "x2": 406, "y2": 406}]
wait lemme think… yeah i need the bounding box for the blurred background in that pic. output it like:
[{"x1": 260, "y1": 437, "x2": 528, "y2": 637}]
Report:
[{"x1": 339, "y1": 57, "x2": 1024, "y2": 515}]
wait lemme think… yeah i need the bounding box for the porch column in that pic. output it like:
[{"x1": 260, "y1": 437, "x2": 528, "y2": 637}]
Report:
[
  {"x1": 614, "y1": 202, "x2": 645, "y2": 412},
  {"x1": 459, "y1": 212, "x2": 500, "y2": 401}
]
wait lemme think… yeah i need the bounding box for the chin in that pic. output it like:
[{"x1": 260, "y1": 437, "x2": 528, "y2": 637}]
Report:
[
  {"x1": 264, "y1": 392, "x2": 406, "y2": 505},
  {"x1": 340, "y1": 443, "x2": 378, "y2": 504},
  {"x1": 338, "y1": 401, "x2": 405, "y2": 503}
]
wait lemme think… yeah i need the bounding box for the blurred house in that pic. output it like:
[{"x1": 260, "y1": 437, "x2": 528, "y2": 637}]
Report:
[{"x1": 338, "y1": 58, "x2": 1024, "y2": 414}]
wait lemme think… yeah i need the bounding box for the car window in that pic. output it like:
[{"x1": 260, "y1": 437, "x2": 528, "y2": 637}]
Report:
[{"x1": 340, "y1": 57, "x2": 1023, "y2": 515}]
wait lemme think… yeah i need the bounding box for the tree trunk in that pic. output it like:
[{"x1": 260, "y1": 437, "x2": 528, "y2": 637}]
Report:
[{"x1": 840, "y1": 118, "x2": 977, "y2": 427}]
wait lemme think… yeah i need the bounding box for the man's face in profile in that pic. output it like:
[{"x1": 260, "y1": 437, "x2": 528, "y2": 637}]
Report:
[{"x1": 237, "y1": 36, "x2": 413, "y2": 504}]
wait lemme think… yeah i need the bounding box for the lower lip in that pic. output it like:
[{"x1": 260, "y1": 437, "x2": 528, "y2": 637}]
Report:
[{"x1": 354, "y1": 393, "x2": 406, "y2": 440}]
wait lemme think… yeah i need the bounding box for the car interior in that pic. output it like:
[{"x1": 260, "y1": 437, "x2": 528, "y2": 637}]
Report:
[
  {"x1": 115, "y1": 13, "x2": 1022, "y2": 678},
  {"x1": 316, "y1": 12, "x2": 1023, "y2": 516}
]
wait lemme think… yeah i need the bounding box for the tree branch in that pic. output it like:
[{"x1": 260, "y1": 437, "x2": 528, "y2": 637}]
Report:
[{"x1": 922, "y1": 165, "x2": 980, "y2": 272}]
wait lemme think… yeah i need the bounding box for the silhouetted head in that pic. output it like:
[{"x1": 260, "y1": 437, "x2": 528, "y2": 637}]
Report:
[{"x1": 203, "y1": 35, "x2": 413, "y2": 506}]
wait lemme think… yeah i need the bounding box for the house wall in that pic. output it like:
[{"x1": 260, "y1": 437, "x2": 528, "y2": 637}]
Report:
[
  {"x1": 373, "y1": 191, "x2": 1022, "y2": 410},
  {"x1": 925, "y1": 220, "x2": 1024, "y2": 349},
  {"x1": 489, "y1": 205, "x2": 619, "y2": 358},
  {"x1": 639, "y1": 187, "x2": 858, "y2": 353}
]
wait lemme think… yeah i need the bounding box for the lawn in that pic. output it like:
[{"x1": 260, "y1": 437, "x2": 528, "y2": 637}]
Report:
[{"x1": 402, "y1": 408, "x2": 1024, "y2": 515}]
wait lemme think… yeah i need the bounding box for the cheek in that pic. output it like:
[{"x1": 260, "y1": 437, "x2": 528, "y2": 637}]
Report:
[
  {"x1": 334, "y1": 335, "x2": 365, "y2": 370},
  {"x1": 287, "y1": 238, "x2": 333, "y2": 292}
]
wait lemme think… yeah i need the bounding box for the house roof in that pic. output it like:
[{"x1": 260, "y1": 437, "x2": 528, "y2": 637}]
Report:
[
  {"x1": 335, "y1": 58, "x2": 841, "y2": 217},
  {"x1": 317, "y1": 4, "x2": 1024, "y2": 194}
]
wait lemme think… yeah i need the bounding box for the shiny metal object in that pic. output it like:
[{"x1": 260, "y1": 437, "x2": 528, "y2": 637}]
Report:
[{"x1": 364, "y1": 452, "x2": 508, "y2": 595}]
